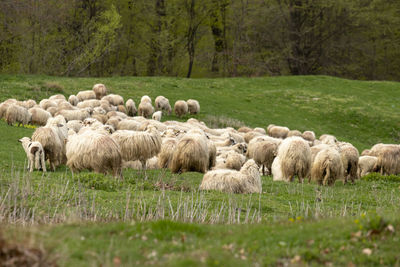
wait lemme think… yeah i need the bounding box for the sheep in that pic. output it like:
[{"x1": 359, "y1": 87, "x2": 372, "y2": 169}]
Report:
[
  {"x1": 272, "y1": 156, "x2": 284, "y2": 181},
  {"x1": 213, "y1": 136, "x2": 236, "y2": 147},
  {"x1": 116, "y1": 105, "x2": 127, "y2": 115},
  {"x1": 117, "y1": 119, "x2": 141, "y2": 131},
  {"x1": 221, "y1": 132, "x2": 245, "y2": 144},
  {"x1": 246, "y1": 138, "x2": 279, "y2": 175},
  {"x1": 370, "y1": 144, "x2": 400, "y2": 175},
  {"x1": 138, "y1": 102, "x2": 154, "y2": 119},
  {"x1": 92, "y1": 114, "x2": 108, "y2": 124},
  {"x1": 31, "y1": 126, "x2": 63, "y2": 171},
  {"x1": 68, "y1": 95, "x2": 79, "y2": 106},
  {"x1": 67, "y1": 120, "x2": 84, "y2": 133},
  {"x1": 5, "y1": 104, "x2": 31, "y2": 126},
  {"x1": 0, "y1": 101, "x2": 15, "y2": 119},
  {"x1": 268, "y1": 125, "x2": 289, "y2": 139},
  {"x1": 77, "y1": 90, "x2": 96, "y2": 102},
  {"x1": 56, "y1": 108, "x2": 91, "y2": 122},
  {"x1": 101, "y1": 94, "x2": 124, "y2": 106},
  {"x1": 126, "y1": 99, "x2": 137, "y2": 116},
  {"x1": 224, "y1": 151, "x2": 246, "y2": 171},
  {"x1": 187, "y1": 99, "x2": 200, "y2": 114},
  {"x1": 238, "y1": 127, "x2": 252, "y2": 133},
  {"x1": 155, "y1": 96, "x2": 172, "y2": 115},
  {"x1": 18, "y1": 137, "x2": 46, "y2": 172},
  {"x1": 244, "y1": 131, "x2": 263, "y2": 143},
  {"x1": 29, "y1": 107, "x2": 52, "y2": 126},
  {"x1": 107, "y1": 110, "x2": 127, "y2": 119},
  {"x1": 158, "y1": 138, "x2": 178, "y2": 168},
  {"x1": 48, "y1": 94, "x2": 65, "y2": 101},
  {"x1": 361, "y1": 149, "x2": 371, "y2": 156},
  {"x1": 199, "y1": 159, "x2": 261, "y2": 194},
  {"x1": 310, "y1": 147, "x2": 344, "y2": 186},
  {"x1": 77, "y1": 99, "x2": 101, "y2": 109},
  {"x1": 170, "y1": 130, "x2": 210, "y2": 173},
  {"x1": 66, "y1": 130, "x2": 122, "y2": 178},
  {"x1": 276, "y1": 136, "x2": 311, "y2": 183},
  {"x1": 174, "y1": 100, "x2": 188, "y2": 117},
  {"x1": 208, "y1": 140, "x2": 217, "y2": 170},
  {"x1": 302, "y1": 131, "x2": 316, "y2": 142},
  {"x1": 39, "y1": 99, "x2": 57, "y2": 110},
  {"x1": 111, "y1": 125, "x2": 161, "y2": 169},
  {"x1": 319, "y1": 134, "x2": 337, "y2": 145},
  {"x1": 152, "y1": 111, "x2": 162, "y2": 121},
  {"x1": 107, "y1": 116, "x2": 123, "y2": 130},
  {"x1": 253, "y1": 127, "x2": 266, "y2": 135},
  {"x1": 21, "y1": 99, "x2": 37, "y2": 109},
  {"x1": 46, "y1": 107, "x2": 57, "y2": 117},
  {"x1": 92, "y1": 83, "x2": 108, "y2": 99},
  {"x1": 311, "y1": 144, "x2": 331, "y2": 163},
  {"x1": 217, "y1": 143, "x2": 247, "y2": 156},
  {"x1": 287, "y1": 130, "x2": 302, "y2": 137},
  {"x1": 358, "y1": 156, "x2": 378, "y2": 177},
  {"x1": 141, "y1": 95, "x2": 152, "y2": 104},
  {"x1": 58, "y1": 101, "x2": 75, "y2": 111},
  {"x1": 337, "y1": 142, "x2": 359, "y2": 183},
  {"x1": 100, "y1": 100, "x2": 114, "y2": 113}
]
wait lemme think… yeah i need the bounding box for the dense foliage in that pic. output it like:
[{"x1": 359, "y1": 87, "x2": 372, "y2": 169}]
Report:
[{"x1": 1, "y1": 0, "x2": 400, "y2": 79}]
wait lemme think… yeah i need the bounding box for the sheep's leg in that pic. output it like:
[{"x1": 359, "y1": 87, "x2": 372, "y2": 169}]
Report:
[
  {"x1": 262, "y1": 165, "x2": 265, "y2": 176},
  {"x1": 141, "y1": 160, "x2": 148, "y2": 179},
  {"x1": 35, "y1": 152, "x2": 40, "y2": 170},
  {"x1": 28, "y1": 154, "x2": 34, "y2": 172}
]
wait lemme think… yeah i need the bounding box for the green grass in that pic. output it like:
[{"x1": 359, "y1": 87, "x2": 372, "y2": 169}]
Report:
[{"x1": 1, "y1": 74, "x2": 400, "y2": 266}]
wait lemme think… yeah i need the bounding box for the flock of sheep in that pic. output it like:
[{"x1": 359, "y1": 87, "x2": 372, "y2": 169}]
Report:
[{"x1": 1, "y1": 83, "x2": 399, "y2": 194}]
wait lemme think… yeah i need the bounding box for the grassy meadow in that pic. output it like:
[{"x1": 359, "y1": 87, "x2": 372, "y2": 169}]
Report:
[{"x1": 0, "y1": 74, "x2": 400, "y2": 266}]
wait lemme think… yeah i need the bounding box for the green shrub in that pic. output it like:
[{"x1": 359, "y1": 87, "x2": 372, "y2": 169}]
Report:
[{"x1": 361, "y1": 172, "x2": 400, "y2": 182}]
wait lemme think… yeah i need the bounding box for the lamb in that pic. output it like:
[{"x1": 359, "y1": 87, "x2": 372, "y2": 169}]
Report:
[
  {"x1": 268, "y1": 125, "x2": 290, "y2": 139},
  {"x1": 152, "y1": 111, "x2": 162, "y2": 121},
  {"x1": 111, "y1": 125, "x2": 161, "y2": 169},
  {"x1": 77, "y1": 90, "x2": 96, "y2": 102},
  {"x1": 170, "y1": 130, "x2": 210, "y2": 173},
  {"x1": 275, "y1": 136, "x2": 311, "y2": 182},
  {"x1": 92, "y1": 83, "x2": 108, "y2": 99},
  {"x1": 5, "y1": 104, "x2": 31, "y2": 126},
  {"x1": 187, "y1": 99, "x2": 200, "y2": 114},
  {"x1": 68, "y1": 95, "x2": 79, "y2": 106},
  {"x1": 246, "y1": 138, "x2": 279, "y2": 175},
  {"x1": 310, "y1": 147, "x2": 344, "y2": 186},
  {"x1": 199, "y1": 159, "x2": 262, "y2": 194},
  {"x1": 29, "y1": 107, "x2": 52, "y2": 126},
  {"x1": 126, "y1": 99, "x2": 137, "y2": 116},
  {"x1": 358, "y1": 156, "x2": 378, "y2": 177},
  {"x1": 302, "y1": 131, "x2": 316, "y2": 142},
  {"x1": 158, "y1": 138, "x2": 177, "y2": 168},
  {"x1": 155, "y1": 96, "x2": 172, "y2": 115},
  {"x1": 138, "y1": 101, "x2": 154, "y2": 119},
  {"x1": 18, "y1": 137, "x2": 46, "y2": 172},
  {"x1": 174, "y1": 100, "x2": 188, "y2": 117},
  {"x1": 370, "y1": 144, "x2": 400, "y2": 175},
  {"x1": 66, "y1": 130, "x2": 122, "y2": 178},
  {"x1": 337, "y1": 142, "x2": 359, "y2": 183}
]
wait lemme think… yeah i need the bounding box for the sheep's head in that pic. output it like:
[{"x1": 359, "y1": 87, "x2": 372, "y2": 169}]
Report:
[
  {"x1": 18, "y1": 137, "x2": 31, "y2": 143},
  {"x1": 235, "y1": 143, "x2": 247, "y2": 154}
]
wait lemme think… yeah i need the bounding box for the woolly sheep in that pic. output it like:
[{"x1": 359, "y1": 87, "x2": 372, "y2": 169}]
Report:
[
  {"x1": 268, "y1": 125, "x2": 289, "y2": 139},
  {"x1": 77, "y1": 99, "x2": 101, "y2": 109},
  {"x1": 244, "y1": 131, "x2": 263, "y2": 143},
  {"x1": 361, "y1": 149, "x2": 371, "y2": 156},
  {"x1": 141, "y1": 95, "x2": 152, "y2": 104},
  {"x1": 276, "y1": 136, "x2": 311, "y2": 182},
  {"x1": 246, "y1": 138, "x2": 279, "y2": 175},
  {"x1": 337, "y1": 142, "x2": 359, "y2": 183},
  {"x1": 106, "y1": 110, "x2": 127, "y2": 119},
  {"x1": 302, "y1": 131, "x2": 316, "y2": 142},
  {"x1": 224, "y1": 151, "x2": 246, "y2": 171},
  {"x1": 0, "y1": 101, "x2": 16, "y2": 119},
  {"x1": 92, "y1": 84, "x2": 108, "y2": 99},
  {"x1": 126, "y1": 99, "x2": 137, "y2": 116},
  {"x1": 253, "y1": 127, "x2": 266, "y2": 135},
  {"x1": 238, "y1": 127, "x2": 252, "y2": 133},
  {"x1": 67, "y1": 120, "x2": 83, "y2": 133},
  {"x1": 311, "y1": 144, "x2": 331, "y2": 163},
  {"x1": 77, "y1": 90, "x2": 96, "y2": 102},
  {"x1": 358, "y1": 156, "x2": 378, "y2": 177},
  {"x1": 29, "y1": 107, "x2": 52, "y2": 126},
  {"x1": 217, "y1": 143, "x2": 247, "y2": 156},
  {"x1": 46, "y1": 107, "x2": 57, "y2": 117},
  {"x1": 158, "y1": 138, "x2": 177, "y2": 168},
  {"x1": 155, "y1": 96, "x2": 172, "y2": 115},
  {"x1": 117, "y1": 119, "x2": 141, "y2": 131},
  {"x1": 111, "y1": 125, "x2": 161, "y2": 169},
  {"x1": 32, "y1": 126, "x2": 63, "y2": 171},
  {"x1": 19, "y1": 137, "x2": 46, "y2": 172},
  {"x1": 187, "y1": 99, "x2": 200, "y2": 114},
  {"x1": 138, "y1": 102, "x2": 154, "y2": 119},
  {"x1": 152, "y1": 111, "x2": 162, "y2": 121},
  {"x1": 68, "y1": 95, "x2": 79, "y2": 106},
  {"x1": 66, "y1": 130, "x2": 122, "y2": 178},
  {"x1": 213, "y1": 136, "x2": 236, "y2": 147},
  {"x1": 319, "y1": 134, "x2": 337, "y2": 145},
  {"x1": 21, "y1": 99, "x2": 37, "y2": 109},
  {"x1": 5, "y1": 104, "x2": 31, "y2": 126},
  {"x1": 200, "y1": 159, "x2": 261, "y2": 194},
  {"x1": 287, "y1": 130, "x2": 302, "y2": 137},
  {"x1": 107, "y1": 116, "x2": 123, "y2": 130},
  {"x1": 117, "y1": 105, "x2": 127, "y2": 114},
  {"x1": 271, "y1": 156, "x2": 283, "y2": 181},
  {"x1": 370, "y1": 144, "x2": 400, "y2": 175},
  {"x1": 174, "y1": 100, "x2": 188, "y2": 117},
  {"x1": 58, "y1": 101, "x2": 75, "y2": 111},
  {"x1": 92, "y1": 114, "x2": 108, "y2": 124},
  {"x1": 56, "y1": 108, "x2": 91, "y2": 122},
  {"x1": 311, "y1": 147, "x2": 344, "y2": 186},
  {"x1": 39, "y1": 99, "x2": 57, "y2": 110},
  {"x1": 101, "y1": 94, "x2": 124, "y2": 106}
]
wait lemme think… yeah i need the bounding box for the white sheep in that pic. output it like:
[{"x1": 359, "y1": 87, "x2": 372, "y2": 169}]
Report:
[
  {"x1": 155, "y1": 96, "x2": 171, "y2": 115},
  {"x1": 56, "y1": 108, "x2": 91, "y2": 122},
  {"x1": 152, "y1": 111, "x2": 162, "y2": 121},
  {"x1": 358, "y1": 156, "x2": 378, "y2": 177},
  {"x1": 126, "y1": 99, "x2": 137, "y2": 116},
  {"x1": 267, "y1": 125, "x2": 290, "y2": 139},
  {"x1": 141, "y1": 95, "x2": 152, "y2": 104},
  {"x1": 77, "y1": 99, "x2": 101, "y2": 109},
  {"x1": 187, "y1": 99, "x2": 200, "y2": 114},
  {"x1": 92, "y1": 83, "x2": 108, "y2": 99},
  {"x1": 138, "y1": 101, "x2": 154, "y2": 119},
  {"x1": 200, "y1": 159, "x2": 261, "y2": 194},
  {"x1": 310, "y1": 147, "x2": 344, "y2": 186},
  {"x1": 19, "y1": 137, "x2": 46, "y2": 172},
  {"x1": 174, "y1": 100, "x2": 188, "y2": 118},
  {"x1": 5, "y1": 104, "x2": 31, "y2": 126},
  {"x1": 77, "y1": 90, "x2": 96, "y2": 102},
  {"x1": 29, "y1": 107, "x2": 52, "y2": 126},
  {"x1": 68, "y1": 95, "x2": 79, "y2": 106}
]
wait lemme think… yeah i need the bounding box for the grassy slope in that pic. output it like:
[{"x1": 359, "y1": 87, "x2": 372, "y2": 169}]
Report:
[{"x1": 1, "y1": 74, "x2": 400, "y2": 266}]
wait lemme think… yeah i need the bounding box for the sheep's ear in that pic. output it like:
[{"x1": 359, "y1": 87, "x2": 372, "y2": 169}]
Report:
[
  {"x1": 18, "y1": 139, "x2": 22, "y2": 143},
  {"x1": 57, "y1": 123, "x2": 63, "y2": 127}
]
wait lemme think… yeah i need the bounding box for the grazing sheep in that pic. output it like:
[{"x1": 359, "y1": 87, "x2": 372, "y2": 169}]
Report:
[
  {"x1": 39, "y1": 99, "x2": 57, "y2": 110},
  {"x1": 155, "y1": 96, "x2": 172, "y2": 115},
  {"x1": 141, "y1": 95, "x2": 152, "y2": 104},
  {"x1": 67, "y1": 120, "x2": 83, "y2": 133},
  {"x1": 221, "y1": 132, "x2": 245, "y2": 144},
  {"x1": 117, "y1": 119, "x2": 141, "y2": 131},
  {"x1": 238, "y1": 126, "x2": 252, "y2": 133},
  {"x1": 58, "y1": 101, "x2": 75, "y2": 111},
  {"x1": 117, "y1": 105, "x2": 127, "y2": 114},
  {"x1": 268, "y1": 125, "x2": 290, "y2": 139},
  {"x1": 77, "y1": 99, "x2": 101, "y2": 109},
  {"x1": 200, "y1": 159, "x2": 261, "y2": 194},
  {"x1": 170, "y1": 130, "x2": 209, "y2": 173},
  {"x1": 253, "y1": 127, "x2": 266, "y2": 135},
  {"x1": 138, "y1": 102, "x2": 154, "y2": 119},
  {"x1": 56, "y1": 108, "x2": 91, "y2": 122},
  {"x1": 158, "y1": 138, "x2": 178, "y2": 168},
  {"x1": 361, "y1": 149, "x2": 371, "y2": 156},
  {"x1": 126, "y1": 99, "x2": 137, "y2": 116},
  {"x1": 272, "y1": 156, "x2": 284, "y2": 181},
  {"x1": 244, "y1": 131, "x2": 263, "y2": 143},
  {"x1": 77, "y1": 90, "x2": 96, "y2": 102},
  {"x1": 320, "y1": 134, "x2": 337, "y2": 145},
  {"x1": 217, "y1": 143, "x2": 247, "y2": 156},
  {"x1": 92, "y1": 114, "x2": 108, "y2": 124},
  {"x1": 152, "y1": 111, "x2": 162, "y2": 121},
  {"x1": 276, "y1": 136, "x2": 311, "y2": 182},
  {"x1": 337, "y1": 142, "x2": 359, "y2": 183},
  {"x1": 358, "y1": 156, "x2": 378, "y2": 177},
  {"x1": 68, "y1": 95, "x2": 79, "y2": 106},
  {"x1": 106, "y1": 110, "x2": 127, "y2": 119},
  {"x1": 49, "y1": 94, "x2": 66, "y2": 101},
  {"x1": 107, "y1": 116, "x2": 123, "y2": 130},
  {"x1": 46, "y1": 107, "x2": 57, "y2": 117},
  {"x1": 66, "y1": 130, "x2": 122, "y2": 178},
  {"x1": 187, "y1": 99, "x2": 200, "y2": 114},
  {"x1": 92, "y1": 83, "x2": 108, "y2": 99},
  {"x1": 31, "y1": 126, "x2": 63, "y2": 171},
  {"x1": 213, "y1": 136, "x2": 236, "y2": 147},
  {"x1": 21, "y1": 99, "x2": 37, "y2": 109},
  {"x1": 174, "y1": 100, "x2": 188, "y2": 117},
  {"x1": 302, "y1": 131, "x2": 316, "y2": 142},
  {"x1": 310, "y1": 147, "x2": 344, "y2": 186},
  {"x1": 100, "y1": 100, "x2": 115, "y2": 113},
  {"x1": 311, "y1": 144, "x2": 331, "y2": 163},
  {"x1": 5, "y1": 104, "x2": 31, "y2": 126},
  {"x1": 287, "y1": 130, "x2": 302, "y2": 137},
  {"x1": 370, "y1": 144, "x2": 400, "y2": 175},
  {"x1": 29, "y1": 107, "x2": 51, "y2": 126},
  {"x1": 246, "y1": 139, "x2": 279, "y2": 175},
  {"x1": 111, "y1": 125, "x2": 161, "y2": 169},
  {"x1": 0, "y1": 101, "x2": 16, "y2": 119},
  {"x1": 224, "y1": 151, "x2": 246, "y2": 171},
  {"x1": 19, "y1": 137, "x2": 46, "y2": 172}
]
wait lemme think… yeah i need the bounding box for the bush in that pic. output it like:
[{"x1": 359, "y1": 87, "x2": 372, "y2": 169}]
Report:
[{"x1": 361, "y1": 172, "x2": 400, "y2": 182}]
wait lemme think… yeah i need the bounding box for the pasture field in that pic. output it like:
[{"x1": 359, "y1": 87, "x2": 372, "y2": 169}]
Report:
[{"x1": 0, "y1": 75, "x2": 400, "y2": 266}]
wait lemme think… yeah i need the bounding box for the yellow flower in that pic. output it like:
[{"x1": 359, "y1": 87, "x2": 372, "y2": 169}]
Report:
[
  {"x1": 289, "y1": 218, "x2": 295, "y2": 222},
  {"x1": 354, "y1": 219, "x2": 359, "y2": 224}
]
